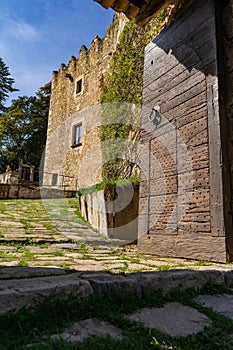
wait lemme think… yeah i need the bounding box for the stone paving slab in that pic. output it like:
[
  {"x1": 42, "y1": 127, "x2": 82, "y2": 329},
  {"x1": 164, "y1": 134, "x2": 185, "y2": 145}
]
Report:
[
  {"x1": 0, "y1": 273, "x2": 93, "y2": 315},
  {"x1": 0, "y1": 266, "x2": 67, "y2": 279},
  {"x1": 128, "y1": 302, "x2": 212, "y2": 337},
  {"x1": 1, "y1": 268, "x2": 233, "y2": 315},
  {"x1": 195, "y1": 293, "x2": 233, "y2": 320},
  {"x1": 51, "y1": 318, "x2": 123, "y2": 343},
  {"x1": 2, "y1": 197, "x2": 233, "y2": 342},
  {"x1": 127, "y1": 269, "x2": 226, "y2": 294}
]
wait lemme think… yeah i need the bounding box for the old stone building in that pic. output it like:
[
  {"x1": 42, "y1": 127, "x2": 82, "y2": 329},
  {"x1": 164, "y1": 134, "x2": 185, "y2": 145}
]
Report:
[
  {"x1": 43, "y1": 14, "x2": 126, "y2": 191},
  {"x1": 96, "y1": 0, "x2": 233, "y2": 262},
  {"x1": 44, "y1": 0, "x2": 233, "y2": 262}
]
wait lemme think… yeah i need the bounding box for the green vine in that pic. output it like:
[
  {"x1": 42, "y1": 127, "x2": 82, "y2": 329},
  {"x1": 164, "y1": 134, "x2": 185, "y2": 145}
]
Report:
[
  {"x1": 100, "y1": 10, "x2": 170, "y2": 182},
  {"x1": 76, "y1": 175, "x2": 140, "y2": 197}
]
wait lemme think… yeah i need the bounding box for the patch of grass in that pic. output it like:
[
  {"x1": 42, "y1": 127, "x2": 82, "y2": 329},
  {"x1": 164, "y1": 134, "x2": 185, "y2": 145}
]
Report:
[
  {"x1": 113, "y1": 252, "x2": 129, "y2": 261},
  {"x1": 41, "y1": 243, "x2": 50, "y2": 249},
  {"x1": 126, "y1": 268, "x2": 145, "y2": 273},
  {"x1": 24, "y1": 250, "x2": 34, "y2": 259},
  {"x1": 119, "y1": 261, "x2": 129, "y2": 272},
  {"x1": 0, "y1": 251, "x2": 17, "y2": 259},
  {"x1": 53, "y1": 251, "x2": 64, "y2": 257},
  {"x1": 0, "y1": 202, "x2": 5, "y2": 213},
  {"x1": 81, "y1": 253, "x2": 92, "y2": 260},
  {"x1": 16, "y1": 246, "x2": 25, "y2": 253},
  {"x1": 18, "y1": 260, "x2": 29, "y2": 267},
  {"x1": 58, "y1": 263, "x2": 69, "y2": 269},
  {"x1": 79, "y1": 242, "x2": 88, "y2": 253},
  {"x1": 156, "y1": 265, "x2": 172, "y2": 271},
  {"x1": 2, "y1": 285, "x2": 233, "y2": 350},
  {"x1": 194, "y1": 260, "x2": 212, "y2": 267},
  {"x1": 130, "y1": 256, "x2": 141, "y2": 264},
  {"x1": 43, "y1": 222, "x2": 54, "y2": 230},
  {"x1": 20, "y1": 218, "x2": 32, "y2": 234}
]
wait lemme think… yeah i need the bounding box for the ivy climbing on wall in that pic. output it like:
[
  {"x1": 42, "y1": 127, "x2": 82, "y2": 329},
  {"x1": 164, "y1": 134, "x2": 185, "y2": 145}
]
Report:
[{"x1": 100, "y1": 9, "x2": 171, "y2": 182}]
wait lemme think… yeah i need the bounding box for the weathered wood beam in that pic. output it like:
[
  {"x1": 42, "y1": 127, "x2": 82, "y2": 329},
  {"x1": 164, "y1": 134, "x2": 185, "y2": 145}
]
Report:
[
  {"x1": 94, "y1": 0, "x2": 176, "y2": 25},
  {"x1": 125, "y1": 3, "x2": 141, "y2": 19},
  {"x1": 136, "y1": 0, "x2": 175, "y2": 25},
  {"x1": 94, "y1": 0, "x2": 116, "y2": 9},
  {"x1": 114, "y1": 0, "x2": 130, "y2": 12}
]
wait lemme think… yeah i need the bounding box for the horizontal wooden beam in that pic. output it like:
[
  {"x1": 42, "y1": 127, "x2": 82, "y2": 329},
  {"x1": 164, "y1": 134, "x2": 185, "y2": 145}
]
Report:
[
  {"x1": 136, "y1": 0, "x2": 175, "y2": 25},
  {"x1": 94, "y1": 0, "x2": 176, "y2": 25}
]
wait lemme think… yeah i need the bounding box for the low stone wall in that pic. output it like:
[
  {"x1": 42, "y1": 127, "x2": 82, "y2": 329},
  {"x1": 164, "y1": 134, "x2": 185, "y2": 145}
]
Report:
[
  {"x1": 0, "y1": 184, "x2": 76, "y2": 199},
  {"x1": 78, "y1": 184, "x2": 139, "y2": 242},
  {"x1": 0, "y1": 184, "x2": 40, "y2": 199},
  {"x1": 0, "y1": 172, "x2": 19, "y2": 185}
]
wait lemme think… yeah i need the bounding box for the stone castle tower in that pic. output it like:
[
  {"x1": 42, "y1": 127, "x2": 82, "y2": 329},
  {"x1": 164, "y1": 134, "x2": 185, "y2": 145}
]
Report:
[{"x1": 43, "y1": 14, "x2": 127, "y2": 190}]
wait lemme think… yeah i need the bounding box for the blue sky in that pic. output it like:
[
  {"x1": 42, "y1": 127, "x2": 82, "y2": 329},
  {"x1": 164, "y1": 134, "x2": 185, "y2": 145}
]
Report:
[{"x1": 0, "y1": 0, "x2": 114, "y2": 103}]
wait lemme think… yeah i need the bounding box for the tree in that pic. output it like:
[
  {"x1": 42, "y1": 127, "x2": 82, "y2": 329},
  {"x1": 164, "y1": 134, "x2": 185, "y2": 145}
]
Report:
[
  {"x1": 0, "y1": 83, "x2": 50, "y2": 172},
  {"x1": 0, "y1": 57, "x2": 18, "y2": 112}
]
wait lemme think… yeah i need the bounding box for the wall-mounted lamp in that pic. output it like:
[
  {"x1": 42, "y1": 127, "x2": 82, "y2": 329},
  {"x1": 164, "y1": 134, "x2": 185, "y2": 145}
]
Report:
[{"x1": 149, "y1": 106, "x2": 162, "y2": 128}]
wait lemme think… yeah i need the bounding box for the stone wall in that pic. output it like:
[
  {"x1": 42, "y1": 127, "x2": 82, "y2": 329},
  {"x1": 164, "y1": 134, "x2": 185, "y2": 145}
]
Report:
[
  {"x1": 43, "y1": 14, "x2": 127, "y2": 191},
  {"x1": 0, "y1": 172, "x2": 19, "y2": 185},
  {"x1": 0, "y1": 184, "x2": 41, "y2": 199},
  {"x1": 79, "y1": 184, "x2": 139, "y2": 242},
  {"x1": 0, "y1": 184, "x2": 76, "y2": 199}
]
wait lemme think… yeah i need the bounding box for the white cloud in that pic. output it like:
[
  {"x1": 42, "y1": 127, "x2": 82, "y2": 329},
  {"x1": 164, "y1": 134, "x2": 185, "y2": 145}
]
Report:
[
  {"x1": 0, "y1": 12, "x2": 40, "y2": 42},
  {"x1": 7, "y1": 20, "x2": 40, "y2": 41},
  {"x1": 14, "y1": 22, "x2": 40, "y2": 41}
]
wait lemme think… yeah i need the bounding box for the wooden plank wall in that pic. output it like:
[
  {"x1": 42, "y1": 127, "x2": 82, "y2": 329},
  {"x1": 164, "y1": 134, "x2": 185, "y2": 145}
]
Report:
[{"x1": 138, "y1": 0, "x2": 228, "y2": 262}]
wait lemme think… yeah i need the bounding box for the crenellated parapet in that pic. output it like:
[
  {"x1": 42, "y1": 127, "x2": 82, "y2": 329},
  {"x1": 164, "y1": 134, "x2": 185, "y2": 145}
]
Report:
[
  {"x1": 44, "y1": 13, "x2": 127, "y2": 191},
  {"x1": 48, "y1": 13, "x2": 126, "y2": 136}
]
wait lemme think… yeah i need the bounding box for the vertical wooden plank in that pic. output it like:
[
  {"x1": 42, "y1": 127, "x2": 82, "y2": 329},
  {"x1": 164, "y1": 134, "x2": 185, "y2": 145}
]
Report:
[
  {"x1": 214, "y1": 0, "x2": 233, "y2": 258},
  {"x1": 206, "y1": 80, "x2": 225, "y2": 237},
  {"x1": 138, "y1": 0, "x2": 228, "y2": 262}
]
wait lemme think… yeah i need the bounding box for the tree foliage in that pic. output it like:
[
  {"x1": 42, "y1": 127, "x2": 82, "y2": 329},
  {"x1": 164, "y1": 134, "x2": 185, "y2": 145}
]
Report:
[
  {"x1": 0, "y1": 57, "x2": 18, "y2": 112},
  {"x1": 0, "y1": 83, "x2": 50, "y2": 172}
]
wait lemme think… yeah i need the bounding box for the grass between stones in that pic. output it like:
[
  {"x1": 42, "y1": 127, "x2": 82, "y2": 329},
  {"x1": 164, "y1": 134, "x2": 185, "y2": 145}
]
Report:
[
  {"x1": 0, "y1": 198, "x2": 215, "y2": 273},
  {"x1": 0, "y1": 284, "x2": 233, "y2": 350},
  {"x1": 1, "y1": 199, "x2": 233, "y2": 348}
]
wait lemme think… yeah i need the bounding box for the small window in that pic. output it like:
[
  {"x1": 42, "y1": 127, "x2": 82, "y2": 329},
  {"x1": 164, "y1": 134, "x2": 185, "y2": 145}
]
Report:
[
  {"x1": 76, "y1": 79, "x2": 82, "y2": 94},
  {"x1": 52, "y1": 173, "x2": 58, "y2": 186},
  {"x1": 72, "y1": 123, "x2": 82, "y2": 147}
]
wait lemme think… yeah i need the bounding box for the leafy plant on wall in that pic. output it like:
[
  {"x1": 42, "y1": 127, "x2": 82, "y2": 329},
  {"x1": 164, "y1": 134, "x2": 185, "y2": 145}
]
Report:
[{"x1": 100, "y1": 10, "x2": 171, "y2": 182}]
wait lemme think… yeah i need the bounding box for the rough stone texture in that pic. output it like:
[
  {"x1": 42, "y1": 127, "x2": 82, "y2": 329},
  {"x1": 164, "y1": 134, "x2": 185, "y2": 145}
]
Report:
[
  {"x1": 51, "y1": 318, "x2": 123, "y2": 343},
  {"x1": 1, "y1": 198, "x2": 233, "y2": 315},
  {"x1": 0, "y1": 267, "x2": 67, "y2": 280},
  {"x1": 128, "y1": 302, "x2": 212, "y2": 337},
  {"x1": 195, "y1": 294, "x2": 233, "y2": 320},
  {"x1": 0, "y1": 184, "x2": 41, "y2": 199},
  {"x1": 0, "y1": 172, "x2": 18, "y2": 185},
  {"x1": 78, "y1": 185, "x2": 139, "y2": 241},
  {"x1": 43, "y1": 14, "x2": 127, "y2": 191},
  {"x1": 223, "y1": 269, "x2": 233, "y2": 288},
  {"x1": 127, "y1": 269, "x2": 226, "y2": 294},
  {"x1": 0, "y1": 273, "x2": 93, "y2": 315},
  {"x1": 0, "y1": 184, "x2": 76, "y2": 199},
  {"x1": 2, "y1": 268, "x2": 233, "y2": 315},
  {"x1": 80, "y1": 272, "x2": 141, "y2": 295}
]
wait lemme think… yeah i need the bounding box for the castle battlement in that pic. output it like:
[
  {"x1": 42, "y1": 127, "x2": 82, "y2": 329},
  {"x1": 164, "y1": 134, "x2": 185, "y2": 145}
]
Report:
[{"x1": 43, "y1": 13, "x2": 127, "y2": 191}]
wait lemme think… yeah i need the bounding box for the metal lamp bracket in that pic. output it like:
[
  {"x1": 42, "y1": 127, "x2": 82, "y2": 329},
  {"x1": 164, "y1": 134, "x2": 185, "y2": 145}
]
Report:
[{"x1": 149, "y1": 106, "x2": 162, "y2": 128}]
